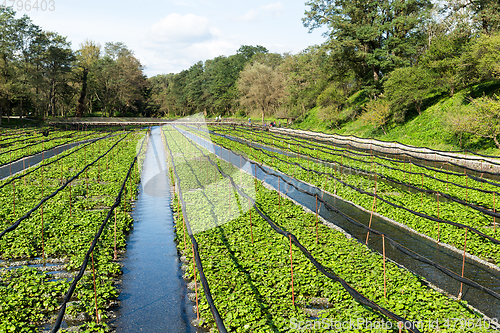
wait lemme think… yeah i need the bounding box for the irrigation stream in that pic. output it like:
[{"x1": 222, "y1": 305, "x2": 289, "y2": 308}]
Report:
[
  {"x1": 111, "y1": 127, "x2": 199, "y2": 332},
  {"x1": 177, "y1": 126, "x2": 500, "y2": 321}
]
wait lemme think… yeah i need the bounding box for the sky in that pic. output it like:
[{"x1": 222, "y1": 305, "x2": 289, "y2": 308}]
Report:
[{"x1": 16, "y1": 0, "x2": 328, "y2": 77}]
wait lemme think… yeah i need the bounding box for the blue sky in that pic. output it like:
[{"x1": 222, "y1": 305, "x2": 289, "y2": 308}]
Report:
[{"x1": 19, "y1": 0, "x2": 328, "y2": 77}]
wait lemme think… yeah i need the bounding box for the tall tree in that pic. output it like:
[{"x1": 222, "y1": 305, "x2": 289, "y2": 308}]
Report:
[
  {"x1": 75, "y1": 40, "x2": 100, "y2": 117},
  {"x1": 445, "y1": 0, "x2": 500, "y2": 34},
  {"x1": 237, "y1": 62, "x2": 285, "y2": 123},
  {"x1": 40, "y1": 32, "x2": 75, "y2": 117},
  {"x1": 303, "y1": 0, "x2": 432, "y2": 92}
]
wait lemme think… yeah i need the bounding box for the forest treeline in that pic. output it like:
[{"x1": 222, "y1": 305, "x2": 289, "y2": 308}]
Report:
[
  {"x1": 151, "y1": 0, "x2": 500, "y2": 126},
  {"x1": 2, "y1": 1, "x2": 500, "y2": 144},
  {"x1": 0, "y1": 6, "x2": 149, "y2": 125}
]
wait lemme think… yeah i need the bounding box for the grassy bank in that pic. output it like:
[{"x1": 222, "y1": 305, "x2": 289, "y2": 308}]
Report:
[{"x1": 291, "y1": 82, "x2": 500, "y2": 155}]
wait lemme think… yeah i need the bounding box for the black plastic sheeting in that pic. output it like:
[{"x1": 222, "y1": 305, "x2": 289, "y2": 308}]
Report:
[
  {"x1": 163, "y1": 129, "x2": 228, "y2": 333},
  {"x1": 175, "y1": 125, "x2": 423, "y2": 333},
  {"x1": 50, "y1": 133, "x2": 147, "y2": 333}
]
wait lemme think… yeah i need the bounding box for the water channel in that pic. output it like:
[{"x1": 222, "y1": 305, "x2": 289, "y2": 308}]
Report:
[{"x1": 111, "y1": 127, "x2": 198, "y2": 332}]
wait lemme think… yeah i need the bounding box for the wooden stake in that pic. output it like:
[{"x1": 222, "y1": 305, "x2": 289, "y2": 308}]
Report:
[
  {"x1": 191, "y1": 243, "x2": 200, "y2": 320},
  {"x1": 289, "y1": 234, "x2": 295, "y2": 306},
  {"x1": 458, "y1": 228, "x2": 468, "y2": 300},
  {"x1": 382, "y1": 234, "x2": 387, "y2": 299}
]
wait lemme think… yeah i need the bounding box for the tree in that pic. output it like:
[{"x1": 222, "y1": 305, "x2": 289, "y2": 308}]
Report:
[
  {"x1": 459, "y1": 32, "x2": 500, "y2": 85},
  {"x1": 75, "y1": 40, "x2": 101, "y2": 117},
  {"x1": 384, "y1": 66, "x2": 440, "y2": 116},
  {"x1": 445, "y1": 0, "x2": 500, "y2": 34},
  {"x1": 89, "y1": 43, "x2": 146, "y2": 117},
  {"x1": 148, "y1": 74, "x2": 174, "y2": 117},
  {"x1": 40, "y1": 32, "x2": 75, "y2": 117},
  {"x1": 448, "y1": 95, "x2": 500, "y2": 149},
  {"x1": 303, "y1": 0, "x2": 432, "y2": 92},
  {"x1": 237, "y1": 62, "x2": 284, "y2": 123},
  {"x1": 0, "y1": 6, "x2": 42, "y2": 120},
  {"x1": 420, "y1": 32, "x2": 470, "y2": 95},
  {"x1": 362, "y1": 98, "x2": 392, "y2": 134},
  {"x1": 280, "y1": 46, "x2": 341, "y2": 119},
  {"x1": 236, "y1": 45, "x2": 268, "y2": 61}
]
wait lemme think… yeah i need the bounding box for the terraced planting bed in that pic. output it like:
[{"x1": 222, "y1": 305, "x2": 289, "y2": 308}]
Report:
[
  {"x1": 2, "y1": 122, "x2": 499, "y2": 333},
  {"x1": 0, "y1": 128, "x2": 106, "y2": 168},
  {"x1": 206, "y1": 125, "x2": 500, "y2": 267},
  {"x1": 0, "y1": 127, "x2": 147, "y2": 332},
  {"x1": 164, "y1": 124, "x2": 498, "y2": 332}
]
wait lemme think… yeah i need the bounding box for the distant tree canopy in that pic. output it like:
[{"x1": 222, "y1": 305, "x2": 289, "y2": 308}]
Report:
[
  {"x1": 0, "y1": 6, "x2": 148, "y2": 121},
  {"x1": 302, "y1": 0, "x2": 433, "y2": 93},
  {"x1": 1, "y1": 1, "x2": 500, "y2": 142}
]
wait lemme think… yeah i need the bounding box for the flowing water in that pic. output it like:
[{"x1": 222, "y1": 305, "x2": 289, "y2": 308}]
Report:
[{"x1": 111, "y1": 127, "x2": 199, "y2": 332}]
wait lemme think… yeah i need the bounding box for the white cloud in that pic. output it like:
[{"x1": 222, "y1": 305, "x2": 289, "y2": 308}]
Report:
[
  {"x1": 261, "y1": 2, "x2": 285, "y2": 17},
  {"x1": 142, "y1": 14, "x2": 239, "y2": 75},
  {"x1": 150, "y1": 13, "x2": 213, "y2": 44},
  {"x1": 237, "y1": 2, "x2": 284, "y2": 22},
  {"x1": 239, "y1": 9, "x2": 259, "y2": 22},
  {"x1": 140, "y1": 37, "x2": 240, "y2": 76}
]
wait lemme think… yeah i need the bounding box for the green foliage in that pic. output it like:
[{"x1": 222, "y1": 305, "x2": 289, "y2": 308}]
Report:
[
  {"x1": 237, "y1": 62, "x2": 285, "y2": 123},
  {"x1": 303, "y1": 0, "x2": 432, "y2": 90},
  {"x1": 0, "y1": 129, "x2": 145, "y2": 330},
  {"x1": 448, "y1": 94, "x2": 500, "y2": 149},
  {"x1": 464, "y1": 33, "x2": 500, "y2": 83},
  {"x1": 209, "y1": 125, "x2": 500, "y2": 265},
  {"x1": 361, "y1": 98, "x2": 392, "y2": 134},
  {"x1": 171, "y1": 126, "x2": 493, "y2": 332},
  {"x1": 384, "y1": 66, "x2": 441, "y2": 118}
]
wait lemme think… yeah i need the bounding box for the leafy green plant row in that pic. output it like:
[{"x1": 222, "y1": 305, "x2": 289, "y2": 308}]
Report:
[
  {"x1": 0, "y1": 129, "x2": 78, "y2": 153},
  {"x1": 165, "y1": 127, "x2": 491, "y2": 333},
  {"x1": 203, "y1": 129, "x2": 500, "y2": 267},
  {"x1": 0, "y1": 131, "x2": 122, "y2": 194},
  {"x1": 213, "y1": 125, "x2": 500, "y2": 232},
  {"x1": 0, "y1": 130, "x2": 104, "y2": 167},
  {"x1": 215, "y1": 125, "x2": 500, "y2": 210},
  {"x1": 0, "y1": 130, "x2": 146, "y2": 332}
]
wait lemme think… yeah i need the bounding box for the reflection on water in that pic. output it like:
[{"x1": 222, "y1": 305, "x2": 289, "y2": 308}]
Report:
[{"x1": 111, "y1": 127, "x2": 201, "y2": 332}]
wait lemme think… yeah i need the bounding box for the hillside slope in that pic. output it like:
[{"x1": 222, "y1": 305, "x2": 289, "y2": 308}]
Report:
[{"x1": 293, "y1": 81, "x2": 500, "y2": 155}]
